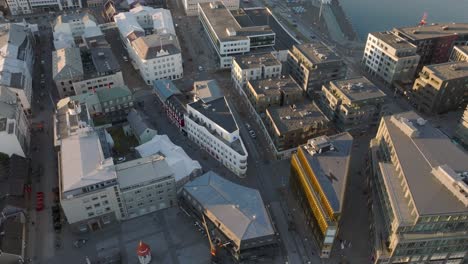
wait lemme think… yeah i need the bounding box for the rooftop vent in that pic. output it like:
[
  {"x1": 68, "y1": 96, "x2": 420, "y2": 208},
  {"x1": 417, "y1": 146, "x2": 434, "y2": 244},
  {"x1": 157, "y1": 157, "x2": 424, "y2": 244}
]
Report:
[
  {"x1": 226, "y1": 27, "x2": 236, "y2": 36},
  {"x1": 412, "y1": 30, "x2": 419, "y2": 34},
  {"x1": 284, "y1": 116, "x2": 291, "y2": 120},
  {"x1": 209, "y1": 2, "x2": 219, "y2": 9},
  {"x1": 441, "y1": 26, "x2": 449, "y2": 30},
  {"x1": 390, "y1": 116, "x2": 419, "y2": 138},
  {"x1": 416, "y1": 118, "x2": 427, "y2": 126},
  {"x1": 304, "y1": 135, "x2": 334, "y2": 156},
  {"x1": 450, "y1": 64, "x2": 459, "y2": 71},
  {"x1": 264, "y1": 86, "x2": 269, "y2": 90}
]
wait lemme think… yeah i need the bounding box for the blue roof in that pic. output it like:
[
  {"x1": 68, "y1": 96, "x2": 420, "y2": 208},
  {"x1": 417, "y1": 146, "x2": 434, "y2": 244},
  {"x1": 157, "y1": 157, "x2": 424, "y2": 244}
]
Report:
[{"x1": 153, "y1": 80, "x2": 181, "y2": 102}]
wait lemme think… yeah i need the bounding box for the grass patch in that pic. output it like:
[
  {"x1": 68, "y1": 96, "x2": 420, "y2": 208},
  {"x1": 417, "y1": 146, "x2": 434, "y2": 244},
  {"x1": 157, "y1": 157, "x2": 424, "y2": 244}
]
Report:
[{"x1": 107, "y1": 126, "x2": 139, "y2": 156}]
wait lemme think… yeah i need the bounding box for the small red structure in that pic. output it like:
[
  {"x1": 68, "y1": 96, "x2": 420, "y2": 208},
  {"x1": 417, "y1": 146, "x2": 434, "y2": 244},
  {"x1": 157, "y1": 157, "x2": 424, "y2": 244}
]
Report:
[
  {"x1": 36, "y1": 192, "x2": 44, "y2": 211},
  {"x1": 137, "y1": 241, "x2": 151, "y2": 264}
]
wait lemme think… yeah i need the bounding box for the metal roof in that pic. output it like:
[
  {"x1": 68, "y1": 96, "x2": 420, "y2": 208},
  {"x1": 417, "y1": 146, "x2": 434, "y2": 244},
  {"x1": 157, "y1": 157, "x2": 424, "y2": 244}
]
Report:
[
  {"x1": 183, "y1": 171, "x2": 275, "y2": 242},
  {"x1": 127, "y1": 109, "x2": 156, "y2": 136},
  {"x1": 193, "y1": 79, "x2": 223, "y2": 103},
  {"x1": 188, "y1": 97, "x2": 238, "y2": 133},
  {"x1": 116, "y1": 154, "x2": 173, "y2": 189},
  {"x1": 153, "y1": 79, "x2": 181, "y2": 102},
  {"x1": 52, "y1": 48, "x2": 84, "y2": 81}
]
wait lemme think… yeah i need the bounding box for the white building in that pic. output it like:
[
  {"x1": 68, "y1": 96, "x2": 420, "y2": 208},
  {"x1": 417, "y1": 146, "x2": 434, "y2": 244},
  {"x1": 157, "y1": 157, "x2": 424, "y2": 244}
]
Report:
[
  {"x1": 363, "y1": 32, "x2": 421, "y2": 85},
  {"x1": 115, "y1": 6, "x2": 183, "y2": 85},
  {"x1": 5, "y1": 0, "x2": 32, "y2": 16},
  {"x1": 198, "y1": 1, "x2": 275, "y2": 68},
  {"x1": 0, "y1": 23, "x2": 35, "y2": 116},
  {"x1": 183, "y1": 0, "x2": 238, "y2": 16},
  {"x1": 185, "y1": 97, "x2": 248, "y2": 176},
  {"x1": 53, "y1": 13, "x2": 99, "y2": 49},
  {"x1": 0, "y1": 87, "x2": 29, "y2": 157},
  {"x1": 231, "y1": 53, "x2": 282, "y2": 91}
]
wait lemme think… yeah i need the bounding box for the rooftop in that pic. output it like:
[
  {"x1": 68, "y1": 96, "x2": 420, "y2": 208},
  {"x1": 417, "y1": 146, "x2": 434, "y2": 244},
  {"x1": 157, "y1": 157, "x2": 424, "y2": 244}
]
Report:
[
  {"x1": 370, "y1": 31, "x2": 417, "y2": 50},
  {"x1": 132, "y1": 33, "x2": 180, "y2": 60},
  {"x1": 380, "y1": 111, "x2": 468, "y2": 215},
  {"x1": 55, "y1": 12, "x2": 97, "y2": 25},
  {"x1": 300, "y1": 132, "x2": 353, "y2": 212},
  {"x1": 183, "y1": 171, "x2": 275, "y2": 242},
  {"x1": 55, "y1": 98, "x2": 91, "y2": 142},
  {"x1": 115, "y1": 154, "x2": 173, "y2": 189},
  {"x1": 127, "y1": 109, "x2": 156, "y2": 136},
  {"x1": 193, "y1": 79, "x2": 223, "y2": 103},
  {"x1": 89, "y1": 48, "x2": 120, "y2": 74},
  {"x1": 423, "y1": 61, "x2": 468, "y2": 80},
  {"x1": 249, "y1": 76, "x2": 302, "y2": 97},
  {"x1": 267, "y1": 102, "x2": 329, "y2": 134},
  {"x1": 96, "y1": 85, "x2": 132, "y2": 102},
  {"x1": 394, "y1": 23, "x2": 468, "y2": 41},
  {"x1": 453, "y1": 45, "x2": 468, "y2": 57},
  {"x1": 52, "y1": 47, "x2": 84, "y2": 81},
  {"x1": 189, "y1": 97, "x2": 238, "y2": 133},
  {"x1": 327, "y1": 77, "x2": 387, "y2": 103},
  {"x1": 234, "y1": 53, "x2": 281, "y2": 70},
  {"x1": 293, "y1": 41, "x2": 342, "y2": 65},
  {"x1": 199, "y1": 2, "x2": 273, "y2": 42},
  {"x1": 153, "y1": 79, "x2": 181, "y2": 102}
]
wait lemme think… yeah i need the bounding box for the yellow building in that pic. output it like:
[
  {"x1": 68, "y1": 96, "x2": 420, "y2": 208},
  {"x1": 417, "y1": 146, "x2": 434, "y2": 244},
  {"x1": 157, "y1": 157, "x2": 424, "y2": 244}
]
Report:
[{"x1": 289, "y1": 133, "x2": 352, "y2": 258}]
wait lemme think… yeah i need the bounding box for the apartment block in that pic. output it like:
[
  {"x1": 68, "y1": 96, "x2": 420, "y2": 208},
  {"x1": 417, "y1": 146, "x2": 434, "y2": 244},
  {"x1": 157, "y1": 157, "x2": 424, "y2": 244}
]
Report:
[
  {"x1": 6, "y1": 0, "x2": 82, "y2": 15},
  {"x1": 363, "y1": 32, "x2": 420, "y2": 85},
  {"x1": 455, "y1": 105, "x2": 468, "y2": 148},
  {"x1": 411, "y1": 61, "x2": 468, "y2": 114},
  {"x1": 265, "y1": 102, "x2": 330, "y2": 152},
  {"x1": 319, "y1": 77, "x2": 388, "y2": 132},
  {"x1": 288, "y1": 41, "x2": 346, "y2": 96},
  {"x1": 369, "y1": 111, "x2": 468, "y2": 264},
  {"x1": 450, "y1": 45, "x2": 468, "y2": 62},
  {"x1": 246, "y1": 76, "x2": 303, "y2": 113},
  {"x1": 198, "y1": 1, "x2": 275, "y2": 68},
  {"x1": 5, "y1": 0, "x2": 32, "y2": 15},
  {"x1": 153, "y1": 80, "x2": 186, "y2": 130},
  {"x1": 231, "y1": 53, "x2": 282, "y2": 91},
  {"x1": 185, "y1": 97, "x2": 248, "y2": 176},
  {"x1": 290, "y1": 133, "x2": 352, "y2": 258},
  {"x1": 183, "y1": 0, "x2": 238, "y2": 16},
  {"x1": 53, "y1": 13, "x2": 99, "y2": 49}
]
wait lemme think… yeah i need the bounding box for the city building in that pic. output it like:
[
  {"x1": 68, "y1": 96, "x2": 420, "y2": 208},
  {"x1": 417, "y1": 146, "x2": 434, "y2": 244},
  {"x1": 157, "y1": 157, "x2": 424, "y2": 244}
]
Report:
[
  {"x1": 5, "y1": 0, "x2": 82, "y2": 15},
  {"x1": 288, "y1": 41, "x2": 346, "y2": 96},
  {"x1": 5, "y1": 0, "x2": 32, "y2": 15},
  {"x1": 115, "y1": 154, "x2": 177, "y2": 219},
  {"x1": 392, "y1": 23, "x2": 468, "y2": 71},
  {"x1": 183, "y1": 0, "x2": 238, "y2": 15},
  {"x1": 180, "y1": 171, "x2": 277, "y2": 261},
  {"x1": 455, "y1": 105, "x2": 468, "y2": 148},
  {"x1": 193, "y1": 79, "x2": 223, "y2": 103},
  {"x1": 198, "y1": 1, "x2": 275, "y2": 68},
  {"x1": 246, "y1": 76, "x2": 303, "y2": 113},
  {"x1": 53, "y1": 13, "x2": 99, "y2": 49},
  {"x1": 185, "y1": 97, "x2": 248, "y2": 176},
  {"x1": 290, "y1": 133, "x2": 352, "y2": 258},
  {"x1": 411, "y1": 61, "x2": 468, "y2": 114},
  {"x1": 264, "y1": 102, "x2": 330, "y2": 153},
  {"x1": 153, "y1": 80, "x2": 186, "y2": 130},
  {"x1": 450, "y1": 45, "x2": 468, "y2": 62},
  {"x1": 0, "y1": 87, "x2": 29, "y2": 157},
  {"x1": 362, "y1": 32, "x2": 420, "y2": 85},
  {"x1": 126, "y1": 109, "x2": 158, "y2": 144},
  {"x1": 0, "y1": 23, "x2": 35, "y2": 116},
  {"x1": 369, "y1": 111, "x2": 468, "y2": 264},
  {"x1": 115, "y1": 6, "x2": 183, "y2": 84},
  {"x1": 53, "y1": 47, "x2": 84, "y2": 98},
  {"x1": 319, "y1": 77, "x2": 388, "y2": 132},
  {"x1": 231, "y1": 53, "x2": 282, "y2": 91},
  {"x1": 0, "y1": 205, "x2": 27, "y2": 263}
]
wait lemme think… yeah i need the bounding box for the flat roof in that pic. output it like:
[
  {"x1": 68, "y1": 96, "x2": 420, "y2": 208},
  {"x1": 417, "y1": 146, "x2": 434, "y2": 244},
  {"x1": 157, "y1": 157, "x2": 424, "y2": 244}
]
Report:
[
  {"x1": 328, "y1": 77, "x2": 387, "y2": 103},
  {"x1": 194, "y1": 79, "x2": 223, "y2": 103},
  {"x1": 300, "y1": 133, "x2": 353, "y2": 212},
  {"x1": 294, "y1": 41, "x2": 342, "y2": 65},
  {"x1": 370, "y1": 31, "x2": 417, "y2": 50},
  {"x1": 381, "y1": 111, "x2": 468, "y2": 215},
  {"x1": 424, "y1": 61, "x2": 468, "y2": 80},
  {"x1": 249, "y1": 76, "x2": 302, "y2": 97},
  {"x1": 234, "y1": 52, "x2": 281, "y2": 70},
  {"x1": 394, "y1": 23, "x2": 468, "y2": 41},
  {"x1": 183, "y1": 171, "x2": 275, "y2": 242},
  {"x1": 115, "y1": 154, "x2": 173, "y2": 189},
  {"x1": 90, "y1": 47, "x2": 120, "y2": 74},
  {"x1": 267, "y1": 102, "x2": 329, "y2": 134},
  {"x1": 189, "y1": 97, "x2": 238, "y2": 133}
]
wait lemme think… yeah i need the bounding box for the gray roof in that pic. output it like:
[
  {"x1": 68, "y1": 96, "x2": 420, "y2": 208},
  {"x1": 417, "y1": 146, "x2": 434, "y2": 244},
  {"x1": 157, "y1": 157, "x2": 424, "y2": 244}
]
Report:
[
  {"x1": 0, "y1": 102, "x2": 15, "y2": 119},
  {"x1": 52, "y1": 48, "x2": 84, "y2": 81},
  {"x1": 234, "y1": 53, "x2": 281, "y2": 70},
  {"x1": 132, "y1": 33, "x2": 180, "y2": 60},
  {"x1": 90, "y1": 48, "x2": 120, "y2": 74},
  {"x1": 153, "y1": 79, "x2": 181, "y2": 102},
  {"x1": 300, "y1": 133, "x2": 353, "y2": 212},
  {"x1": 116, "y1": 154, "x2": 173, "y2": 189},
  {"x1": 183, "y1": 171, "x2": 275, "y2": 242},
  {"x1": 381, "y1": 111, "x2": 468, "y2": 215},
  {"x1": 0, "y1": 23, "x2": 28, "y2": 51},
  {"x1": 369, "y1": 31, "x2": 417, "y2": 51},
  {"x1": 327, "y1": 77, "x2": 387, "y2": 103},
  {"x1": 393, "y1": 23, "x2": 468, "y2": 41},
  {"x1": 56, "y1": 12, "x2": 97, "y2": 25},
  {"x1": 127, "y1": 109, "x2": 156, "y2": 136},
  {"x1": 249, "y1": 76, "x2": 302, "y2": 96},
  {"x1": 194, "y1": 79, "x2": 223, "y2": 103},
  {"x1": 189, "y1": 97, "x2": 238, "y2": 133},
  {"x1": 293, "y1": 41, "x2": 342, "y2": 65},
  {"x1": 423, "y1": 61, "x2": 468, "y2": 80}
]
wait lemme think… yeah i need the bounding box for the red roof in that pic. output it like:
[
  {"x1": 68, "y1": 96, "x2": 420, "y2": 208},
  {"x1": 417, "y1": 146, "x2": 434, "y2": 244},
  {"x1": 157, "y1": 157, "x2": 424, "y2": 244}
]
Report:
[{"x1": 136, "y1": 241, "x2": 151, "y2": 256}]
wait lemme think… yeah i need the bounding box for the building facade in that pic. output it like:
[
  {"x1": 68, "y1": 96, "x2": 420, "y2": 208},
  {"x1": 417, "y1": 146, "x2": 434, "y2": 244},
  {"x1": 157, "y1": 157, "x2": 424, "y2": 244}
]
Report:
[
  {"x1": 185, "y1": 97, "x2": 248, "y2": 176},
  {"x1": 5, "y1": 0, "x2": 32, "y2": 15},
  {"x1": 362, "y1": 32, "x2": 420, "y2": 85},
  {"x1": 455, "y1": 105, "x2": 468, "y2": 148},
  {"x1": 153, "y1": 79, "x2": 186, "y2": 130},
  {"x1": 369, "y1": 111, "x2": 468, "y2": 264},
  {"x1": 411, "y1": 61, "x2": 468, "y2": 114},
  {"x1": 319, "y1": 77, "x2": 388, "y2": 132},
  {"x1": 183, "y1": 0, "x2": 238, "y2": 16},
  {"x1": 290, "y1": 133, "x2": 352, "y2": 258},
  {"x1": 450, "y1": 45, "x2": 468, "y2": 62},
  {"x1": 231, "y1": 53, "x2": 282, "y2": 91},
  {"x1": 288, "y1": 42, "x2": 346, "y2": 96}
]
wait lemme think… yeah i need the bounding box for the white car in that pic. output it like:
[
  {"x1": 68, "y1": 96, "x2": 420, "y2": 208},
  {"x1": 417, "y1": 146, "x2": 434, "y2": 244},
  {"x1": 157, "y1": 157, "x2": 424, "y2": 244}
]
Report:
[
  {"x1": 123, "y1": 55, "x2": 129, "y2": 62},
  {"x1": 198, "y1": 66, "x2": 204, "y2": 71}
]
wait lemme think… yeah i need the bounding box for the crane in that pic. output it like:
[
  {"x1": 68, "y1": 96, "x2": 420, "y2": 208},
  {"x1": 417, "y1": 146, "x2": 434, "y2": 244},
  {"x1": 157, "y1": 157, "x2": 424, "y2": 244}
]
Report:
[
  {"x1": 419, "y1": 12, "x2": 428, "y2": 26},
  {"x1": 201, "y1": 215, "x2": 218, "y2": 262}
]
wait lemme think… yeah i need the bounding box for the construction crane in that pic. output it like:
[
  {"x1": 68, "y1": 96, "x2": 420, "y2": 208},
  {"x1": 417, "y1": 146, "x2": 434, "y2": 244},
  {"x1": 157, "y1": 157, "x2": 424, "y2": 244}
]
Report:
[
  {"x1": 419, "y1": 12, "x2": 428, "y2": 26},
  {"x1": 201, "y1": 214, "x2": 218, "y2": 262}
]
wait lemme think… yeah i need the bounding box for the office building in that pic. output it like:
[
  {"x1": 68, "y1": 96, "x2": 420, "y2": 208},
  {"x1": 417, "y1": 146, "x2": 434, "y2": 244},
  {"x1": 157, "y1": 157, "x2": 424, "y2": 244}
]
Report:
[
  {"x1": 363, "y1": 32, "x2": 420, "y2": 85},
  {"x1": 5, "y1": 0, "x2": 82, "y2": 15},
  {"x1": 450, "y1": 45, "x2": 468, "y2": 62},
  {"x1": 5, "y1": 0, "x2": 32, "y2": 15},
  {"x1": 411, "y1": 61, "x2": 468, "y2": 114},
  {"x1": 288, "y1": 41, "x2": 346, "y2": 96},
  {"x1": 199, "y1": 1, "x2": 275, "y2": 68},
  {"x1": 231, "y1": 53, "x2": 282, "y2": 91},
  {"x1": 180, "y1": 171, "x2": 277, "y2": 261},
  {"x1": 246, "y1": 76, "x2": 303, "y2": 113},
  {"x1": 455, "y1": 105, "x2": 468, "y2": 148},
  {"x1": 0, "y1": 23, "x2": 35, "y2": 116},
  {"x1": 115, "y1": 6, "x2": 183, "y2": 84},
  {"x1": 319, "y1": 77, "x2": 388, "y2": 132},
  {"x1": 290, "y1": 133, "x2": 352, "y2": 258},
  {"x1": 183, "y1": 0, "x2": 238, "y2": 16},
  {"x1": 185, "y1": 97, "x2": 248, "y2": 176},
  {"x1": 53, "y1": 47, "x2": 84, "y2": 98},
  {"x1": 369, "y1": 111, "x2": 468, "y2": 264}
]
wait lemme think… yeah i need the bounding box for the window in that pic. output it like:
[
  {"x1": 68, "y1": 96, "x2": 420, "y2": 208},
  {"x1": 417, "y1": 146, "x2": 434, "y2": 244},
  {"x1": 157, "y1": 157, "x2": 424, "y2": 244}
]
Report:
[
  {"x1": 88, "y1": 212, "x2": 95, "y2": 217},
  {"x1": 94, "y1": 203, "x2": 101, "y2": 207},
  {"x1": 92, "y1": 197, "x2": 98, "y2": 201}
]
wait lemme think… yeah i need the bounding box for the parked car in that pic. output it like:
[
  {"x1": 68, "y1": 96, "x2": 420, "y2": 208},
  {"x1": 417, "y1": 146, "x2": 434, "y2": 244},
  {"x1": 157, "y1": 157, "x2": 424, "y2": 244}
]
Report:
[
  {"x1": 123, "y1": 55, "x2": 129, "y2": 62},
  {"x1": 249, "y1": 130, "x2": 256, "y2": 139}
]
